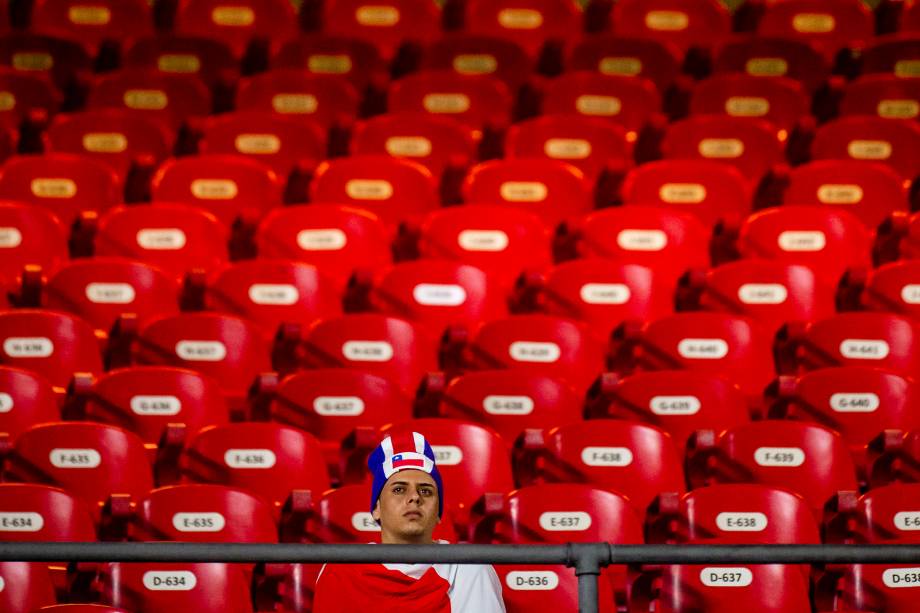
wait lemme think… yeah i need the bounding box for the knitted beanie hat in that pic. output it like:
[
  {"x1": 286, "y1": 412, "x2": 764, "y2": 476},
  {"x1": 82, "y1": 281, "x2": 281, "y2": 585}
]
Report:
[{"x1": 368, "y1": 431, "x2": 444, "y2": 518}]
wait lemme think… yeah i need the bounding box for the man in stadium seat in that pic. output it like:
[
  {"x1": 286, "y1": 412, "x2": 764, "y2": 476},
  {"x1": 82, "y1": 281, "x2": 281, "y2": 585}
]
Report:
[{"x1": 313, "y1": 432, "x2": 506, "y2": 612}]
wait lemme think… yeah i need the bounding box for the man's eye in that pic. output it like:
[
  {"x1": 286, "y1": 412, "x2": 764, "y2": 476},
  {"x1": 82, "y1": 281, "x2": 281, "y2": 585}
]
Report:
[
  {"x1": 393, "y1": 486, "x2": 404, "y2": 493},
  {"x1": 419, "y1": 488, "x2": 433, "y2": 496}
]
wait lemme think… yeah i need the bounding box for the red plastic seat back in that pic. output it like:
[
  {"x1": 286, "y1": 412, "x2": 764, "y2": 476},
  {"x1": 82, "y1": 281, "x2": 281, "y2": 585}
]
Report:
[
  {"x1": 182, "y1": 422, "x2": 330, "y2": 508},
  {"x1": 0, "y1": 310, "x2": 103, "y2": 388},
  {"x1": 756, "y1": 0, "x2": 873, "y2": 60},
  {"x1": 611, "y1": 0, "x2": 731, "y2": 52},
  {"x1": 811, "y1": 117, "x2": 920, "y2": 182},
  {"x1": 0, "y1": 32, "x2": 92, "y2": 89},
  {"x1": 174, "y1": 0, "x2": 297, "y2": 58},
  {"x1": 31, "y1": 0, "x2": 153, "y2": 54},
  {"x1": 87, "y1": 69, "x2": 211, "y2": 131},
  {"x1": 272, "y1": 35, "x2": 388, "y2": 93},
  {"x1": 861, "y1": 261, "x2": 920, "y2": 322},
  {"x1": 541, "y1": 71, "x2": 661, "y2": 136},
  {"x1": 860, "y1": 34, "x2": 920, "y2": 79},
  {"x1": 859, "y1": 483, "x2": 920, "y2": 544},
  {"x1": 0, "y1": 68, "x2": 59, "y2": 130},
  {"x1": 712, "y1": 35, "x2": 829, "y2": 94},
  {"x1": 567, "y1": 36, "x2": 681, "y2": 94},
  {"x1": 235, "y1": 69, "x2": 359, "y2": 129},
  {"x1": 0, "y1": 483, "x2": 96, "y2": 542},
  {"x1": 123, "y1": 35, "x2": 237, "y2": 88},
  {"x1": 495, "y1": 564, "x2": 617, "y2": 613},
  {"x1": 689, "y1": 74, "x2": 809, "y2": 134},
  {"x1": 0, "y1": 367, "x2": 59, "y2": 441},
  {"x1": 831, "y1": 563, "x2": 920, "y2": 613},
  {"x1": 462, "y1": 0, "x2": 581, "y2": 58},
  {"x1": 0, "y1": 202, "x2": 68, "y2": 281},
  {"x1": 422, "y1": 34, "x2": 533, "y2": 92},
  {"x1": 840, "y1": 75, "x2": 920, "y2": 122},
  {"x1": 321, "y1": 0, "x2": 442, "y2": 61},
  {"x1": 0, "y1": 562, "x2": 56, "y2": 613}
]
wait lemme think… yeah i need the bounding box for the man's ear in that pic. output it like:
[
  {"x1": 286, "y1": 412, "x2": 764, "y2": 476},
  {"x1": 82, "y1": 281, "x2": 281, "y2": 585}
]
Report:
[{"x1": 372, "y1": 499, "x2": 381, "y2": 522}]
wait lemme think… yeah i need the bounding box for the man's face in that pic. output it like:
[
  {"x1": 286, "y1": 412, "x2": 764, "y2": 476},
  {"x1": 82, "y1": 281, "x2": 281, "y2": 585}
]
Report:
[{"x1": 372, "y1": 469, "x2": 440, "y2": 544}]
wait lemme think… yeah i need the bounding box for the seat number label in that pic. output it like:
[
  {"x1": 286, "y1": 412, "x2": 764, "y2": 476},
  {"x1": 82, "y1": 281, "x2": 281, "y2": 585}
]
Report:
[
  {"x1": 314, "y1": 396, "x2": 365, "y2": 416},
  {"x1": 483, "y1": 395, "x2": 534, "y2": 415},
  {"x1": 829, "y1": 393, "x2": 879, "y2": 413},
  {"x1": 509, "y1": 342, "x2": 560, "y2": 363},
  {"x1": 143, "y1": 571, "x2": 197, "y2": 591},
  {"x1": 176, "y1": 341, "x2": 228, "y2": 362},
  {"x1": 173, "y1": 513, "x2": 225, "y2": 532},
  {"x1": 50, "y1": 448, "x2": 102, "y2": 468},
  {"x1": 131, "y1": 395, "x2": 182, "y2": 416},
  {"x1": 650, "y1": 395, "x2": 701, "y2": 415},
  {"x1": 700, "y1": 567, "x2": 753, "y2": 587},
  {"x1": 715, "y1": 512, "x2": 767, "y2": 532},
  {"x1": 539, "y1": 512, "x2": 592, "y2": 531},
  {"x1": 3, "y1": 337, "x2": 53, "y2": 358},
  {"x1": 342, "y1": 341, "x2": 394, "y2": 362},
  {"x1": 506, "y1": 570, "x2": 559, "y2": 591},
  {"x1": 581, "y1": 446, "x2": 633, "y2": 467},
  {"x1": 754, "y1": 447, "x2": 805, "y2": 467},
  {"x1": 224, "y1": 449, "x2": 277, "y2": 469},
  {"x1": 883, "y1": 568, "x2": 920, "y2": 587},
  {"x1": 0, "y1": 512, "x2": 43, "y2": 532},
  {"x1": 839, "y1": 339, "x2": 889, "y2": 360}
]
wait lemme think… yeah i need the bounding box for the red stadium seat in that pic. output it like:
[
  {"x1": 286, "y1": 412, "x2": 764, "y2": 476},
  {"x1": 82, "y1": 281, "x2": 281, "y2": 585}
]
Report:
[
  {"x1": 272, "y1": 35, "x2": 388, "y2": 94},
  {"x1": 310, "y1": 155, "x2": 439, "y2": 226},
  {"x1": 0, "y1": 67, "x2": 60, "y2": 130},
  {"x1": 540, "y1": 71, "x2": 661, "y2": 137},
  {"x1": 779, "y1": 313, "x2": 920, "y2": 379},
  {"x1": 132, "y1": 484, "x2": 277, "y2": 542},
  {"x1": 6, "y1": 422, "x2": 153, "y2": 515},
  {"x1": 68, "y1": 366, "x2": 230, "y2": 449},
  {"x1": 0, "y1": 310, "x2": 103, "y2": 389},
  {"x1": 301, "y1": 314, "x2": 438, "y2": 396},
  {"x1": 87, "y1": 69, "x2": 211, "y2": 131},
  {"x1": 610, "y1": 0, "x2": 731, "y2": 53},
  {"x1": 505, "y1": 114, "x2": 632, "y2": 182},
  {"x1": 93, "y1": 204, "x2": 229, "y2": 279},
  {"x1": 647, "y1": 483, "x2": 820, "y2": 545},
  {"x1": 131, "y1": 312, "x2": 271, "y2": 400},
  {"x1": 0, "y1": 153, "x2": 121, "y2": 227},
  {"x1": 150, "y1": 155, "x2": 284, "y2": 228},
  {"x1": 854, "y1": 260, "x2": 920, "y2": 322},
  {"x1": 0, "y1": 483, "x2": 96, "y2": 541},
  {"x1": 769, "y1": 366, "x2": 920, "y2": 476},
  {"x1": 811, "y1": 117, "x2": 920, "y2": 182},
  {"x1": 173, "y1": 0, "x2": 297, "y2": 59},
  {"x1": 833, "y1": 483, "x2": 920, "y2": 544},
  {"x1": 495, "y1": 564, "x2": 616, "y2": 613},
  {"x1": 350, "y1": 112, "x2": 477, "y2": 179},
  {"x1": 0, "y1": 202, "x2": 68, "y2": 280},
  {"x1": 517, "y1": 259, "x2": 672, "y2": 337},
  {"x1": 735, "y1": 205, "x2": 872, "y2": 290},
  {"x1": 422, "y1": 34, "x2": 533, "y2": 92},
  {"x1": 755, "y1": 0, "x2": 873, "y2": 60},
  {"x1": 611, "y1": 312, "x2": 776, "y2": 399},
  {"x1": 320, "y1": 0, "x2": 442, "y2": 62},
  {"x1": 97, "y1": 562, "x2": 253, "y2": 613},
  {"x1": 203, "y1": 260, "x2": 341, "y2": 336},
  {"x1": 878, "y1": 210, "x2": 920, "y2": 263},
  {"x1": 460, "y1": 0, "x2": 581, "y2": 59},
  {"x1": 817, "y1": 562, "x2": 920, "y2": 613},
  {"x1": 712, "y1": 35, "x2": 829, "y2": 94},
  {"x1": 0, "y1": 562, "x2": 56, "y2": 613},
  {"x1": 306, "y1": 483, "x2": 383, "y2": 543},
  {"x1": 0, "y1": 33, "x2": 92, "y2": 90},
  {"x1": 235, "y1": 69, "x2": 360, "y2": 130},
  {"x1": 44, "y1": 259, "x2": 179, "y2": 335},
  {"x1": 686, "y1": 421, "x2": 859, "y2": 515},
  {"x1": 0, "y1": 366, "x2": 59, "y2": 440},
  {"x1": 446, "y1": 314, "x2": 605, "y2": 392},
  {"x1": 567, "y1": 36, "x2": 682, "y2": 95},
  {"x1": 419, "y1": 369, "x2": 582, "y2": 446},
  {"x1": 181, "y1": 422, "x2": 329, "y2": 509},
  {"x1": 620, "y1": 159, "x2": 751, "y2": 227},
  {"x1": 689, "y1": 74, "x2": 809, "y2": 135},
  {"x1": 782, "y1": 160, "x2": 909, "y2": 230},
  {"x1": 30, "y1": 0, "x2": 153, "y2": 56},
  {"x1": 861, "y1": 33, "x2": 920, "y2": 79},
  {"x1": 46, "y1": 110, "x2": 173, "y2": 182},
  {"x1": 840, "y1": 74, "x2": 920, "y2": 122},
  {"x1": 660, "y1": 115, "x2": 786, "y2": 184},
  {"x1": 413, "y1": 204, "x2": 552, "y2": 290},
  {"x1": 679, "y1": 260, "x2": 835, "y2": 334},
  {"x1": 462, "y1": 158, "x2": 591, "y2": 227},
  {"x1": 199, "y1": 111, "x2": 327, "y2": 179},
  {"x1": 515, "y1": 421, "x2": 684, "y2": 513},
  {"x1": 123, "y1": 35, "x2": 237, "y2": 89},
  {"x1": 388, "y1": 69, "x2": 513, "y2": 134},
  {"x1": 585, "y1": 370, "x2": 750, "y2": 454},
  {"x1": 255, "y1": 204, "x2": 392, "y2": 291}
]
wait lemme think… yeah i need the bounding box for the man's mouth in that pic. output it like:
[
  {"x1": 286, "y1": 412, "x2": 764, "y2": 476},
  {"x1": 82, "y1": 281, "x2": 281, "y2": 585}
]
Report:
[{"x1": 404, "y1": 511, "x2": 422, "y2": 519}]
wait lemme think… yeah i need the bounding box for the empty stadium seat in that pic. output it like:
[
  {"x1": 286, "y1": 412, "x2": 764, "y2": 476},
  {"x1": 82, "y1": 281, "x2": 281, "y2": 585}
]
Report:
[
  {"x1": 514, "y1": 420, "x2": 684, "y2": 513},
  {"x1": 87, "y1": 69, "x2": 211, "y2": 131},
  {"x1": 418, "y1": 369, "x2": 582, "y2": 446},
  {"x1": 123, "y1": 34, "x2": 237, "y2": 89},
  {"x1": 235, "y1": 69, "x2": 360, "y2": 130},
  {"x1": 566, "y1": 35, "x2": 681, "y2": 96},
  {"x1": 755, "y1": 0, "x2": 873, "y2": 60},
  {"x1": 0, "y1": 366, "x2": 59, "y2": 440},
  {"x1": 494, "y1": 564, "x2": 617, "y2": 613},
  {"x1": 66, "y1": 366, "x2": 230, "y2": 449},
  {"x1": 829, "y1": 483, "x2": 920, "y2": 544},
  {"x1": 686, "y1": 420, "x2": 858, "y2": 515},
  {"x1": 0, "y1": 562, "x2": 56, "y2": 613},
  {"x1": 877, "y1": 210, "x2": 920, "y2": 263},
  {"x1": 254, "y1": 204, "x2": 392, "y2": 291},
  {"x1": 840, "y1": 74, "x2": 920, "y2": 122},
  {"x1": 0, "y1": 32, "x2": 92, "y2": 90},
  {"x1": 817, "y1": 562, "x2": 920, "y2": 613},
  {"x1": 860, "y1": 33, "x2": 920, "y2": 79},
  {"x1": 272, "y1": 34, "x2": 388, "y2": 94},
  {"x1": 689, "y1": 74, "x2": 810, "y2": 135},
  {"x1": 712, "y1": 35, "x2": 829, "y2": 94},
  {"x1": 0, "y1": 153, "x2": 122, "y2": 227},
  {"x1": 851, "y1": 260, "x2": 920, "y2": 322},
  {"x1": 462, "y1": 158, "x2": 591, "y2": 227},
  {"x1": 0, "y1": 67, "x2": 59, "y2": 130},
  {"x1": 422, "y1": 34, "x2": 533, "y2": 92},
  {"x1": 0, "y1": 310, "x2": 103, "y2": 389},
  {"x1": 6, "y1": 422, "x2": 153, "y2": 515},
  {"x1": 30, "y1": 0, "x2": 154, "y2": 56},
  {"x1": 584, "y1": 370, "x2": 750, "y2": 454},
  {"x1": 620, "y1": 159, "x2": 751, "y2": 227},
  {"x1": 0, "y1": 483, "x2": 96, "y2": 541},
  {"x1": 0, "y1": 202, "x2": 68, "y2": 281},
  {"x1": 181, "y1": 422, "x2": 329, "y2": 509},
  {"x1": 319, "y1": 0, "x2": 442, "y2": 62},
  {"x1": 609, "y1": 0, "x2": 731, "y2": 53},
  {"x1": 305, "y1": 483, "x2": 383, "y2": 543},
  {"x1": 93, "y1": 204, "x2": 229, "y2": 279},
  {"x1": 173, "y1": 0, "x2": 297, "y2": 59},
  {"x1": 460, "y1": 0, "x2": 581, "y2": 60},
  {"x1": 132, "y1": 484, "x2": 277, "y2": 543},
  {"x1": 811, "y1": 116, "x2": 920, "y2": 182}
]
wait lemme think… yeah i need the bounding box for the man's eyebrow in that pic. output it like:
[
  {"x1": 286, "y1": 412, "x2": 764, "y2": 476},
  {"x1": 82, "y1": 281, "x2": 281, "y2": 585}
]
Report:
[{"x1": 389, "y1": 480, "x2": 436, "y2": 488}]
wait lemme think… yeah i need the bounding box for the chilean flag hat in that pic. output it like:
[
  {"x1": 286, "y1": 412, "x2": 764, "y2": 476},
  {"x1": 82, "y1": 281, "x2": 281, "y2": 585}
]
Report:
[{"x1": 368, "y1": 431, "x2": 444, "y2": 517}]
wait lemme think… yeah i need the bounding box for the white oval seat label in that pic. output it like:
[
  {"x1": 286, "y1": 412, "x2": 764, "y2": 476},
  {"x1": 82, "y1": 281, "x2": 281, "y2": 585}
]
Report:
[
  {"x1": 793, "y1": 13, "x2": 835, "y2": 33},
  {"x1": 500, "y1": 181, "x2": 547, "y2": 202},
  {"x1": 235, "y1": 134, "x2": 281, "y2": 154},
  {"x1": 458, "y1": 230, "x2": 508, "y2": 252},
  {"x1": 650, "y1": 395, "x2": 701, "y2": 416},
  {"x1": 85, "y1": 282, "x2": 136, "y2": 304},
  {"x1": 143, "y1": 571, "x2": 197, "y2": 591},
  {"x1": 738, "y1": 283, "x2": 788, "y2": 305},
  {"x1": 124, "y1": 90, "x2": 167, "y2": 110},
  {"x1": 580, "y1": 283, "x2": 630, "y2": 305},
  {"x1": 342, "y1": 341, "x2": 394, "y2": 362},
  {"x1": 308, "y1": 54, "x2": 353, "y2": 74},
  {"x1": 754, "y1": 447, "x2": 806, "y2": 467},
  {"x1": 575, "y1": 95, "x2": 621, "y2": 116},
  {"x1": 678, "y1": 339, "x2": 729, "y2": 360},
  {"x1": 385, "y1": 136, "x2": 432, "y2": 157},
  {"x1": 0, "y1": 392, "x2": 12, "y2": 413},
  {"x1": 68, "y1": 6, "x2": 111, "y2": 25},
  {"x1": 0, "y1": 91, "x2": 15, "y2": 111},
  {"x1": 190, "y1": 179, "x2": 238, "y2": 200},
  {"x1": 272, "y1": 94, "x2": 318, "y2": 114},
  {"x1": 3, "y1": 337, "x2": 53, "y2": 358},
  {"x1": 506, "y1": 570, "x2": 559, "y2": 591},
  {"x1": 581, "y1": 446, "x2": 633, "y2": 467},
  {"x1": 894, "y1": 512, "x2": 920, "y2": 531},
  {"x1": 698, "y1": 138, "x2": 744, "y2": 159},
  {"x1": 158, "y1": 54, "x2": 201, "y2": 73},
  {"x1": 130, "y1": 395, "x2": 182, "y2": 416},
  {"x1": 314, "y1": 396, "x2": 365, "y2": 416},
  {"x1": 355, "y1": 5, "x2": 400, "y2": 26},
  {"x1": 498, "y1": 8, "x2": 543, "y2": 29},
  {"x1": 12, "y1": 52, "x2": 53, "y2": 72},
  {"x1": 830, "y1": 393, "x2": 879, "y2": 413},
  {"x1": 345, "y1": 179, "x2": 393, "y2": 200},
  {"x1": 902, "y1": 285, "x2": 920, "y2": 304},
  {"x1": 31, "y1": 178, "x2": 77, "y2": 199},
  {"x1": 248, "y1": 284, "x2": 299, "y2": 306},
  {"x1": 848, "y1": 140, "x2": 892, "y2": 160},
  {"x1": 883, "y1": 568, "x2": 920, "y2": 588},
  {"x1": 645, "y1": 10, "x2": 688, "y2": 31},
  {"x1": 660, "y1": 183, "x2": 706, "y2": 204},
  {"x1": 616, "y1": 229, "x2": 668, "y2": 251},
  {"x1": 483, "y1": 395, "x2": 534, "y2": 415},
  {"x1": 725, "y1": 96, "x2": 769, "y2": 117},
  {"x1": 212, "y1": 6, "x2": 255, "y2": 26},
  {"x1": 412, "y1": 284, "x2": 467, "y2": 306},
  {"x1": 136, "y1": 229, "x2": 187, "y2": 250},
  {"x1": 895, "y1": 60, "x2": 920, "y2": 78},
  {"x1": 778, "y1": 231, "x2": 826, "y2": 252},
  {"x1": 839, "y1": 339, "x2": 890, "y2": 360},
  {"x1": 746, "y1": 57, "x2": 788, "y2": 76},
  {"x1": 700, "y1": 567, "x2": 754, "y2": 587},
  {"x1": 539, "y1": 511, "x2": 592, "y2": 532},
  {"x1": 50, "y1": 448, "x2": 102, "y2": 468},
  {"x1": 0, "y1": 227, "x2": 22, "y2": 248},
  {"x1": 172, "y1": 512, "x2": 225, "y2": 533},
  {"x1": 509, "y1": 341, "x2": 560, "y2": 363},
  {"x1": 176, "y1": 341, "x2": 227, "y2": 362},
  {"x1": 224, "y1": 449, "x2": 277, "y2": 469},
  {"x1": 423, "y1": 93, "x2": 470, "y2": 114},
  {"x1": 453, "y1": 54, "x2": 497, "y2": 75},
  {"x1": 0, "y1": 512, "x2": 43, "y2": 532},
  {"x1": 83, "y1": 132, "x2": 127, "y2": 153},
  {"x1": 599, "y1": 57, "x2": 642, "y2": 76},
  {"x1": 432, "y1": 445, "x2": 462, "y2": 465},
  {"x1": 296, "y1": 229, "x2": 347, "y2": 251},
  {"x1": 715, "y1": 512, "x2": 768, "y2": 532},
  {"x1": 352, "y1": 512, "x2": 382, "y2": 532},
  {"x1": 544, "y1": 138, "x2": 591, "y2": 160},
  {"x1": 878, "y1": 99, "x2": 919, "y2": 119},
  {"x1": 817, "y1": 184, "x2": 863, "y2": 204}
]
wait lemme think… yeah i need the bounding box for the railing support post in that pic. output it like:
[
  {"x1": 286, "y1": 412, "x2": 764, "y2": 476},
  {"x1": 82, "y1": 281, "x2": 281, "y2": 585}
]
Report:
[{"x1": 569, "y1": 543, "x2": 611, "y2": 613}]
